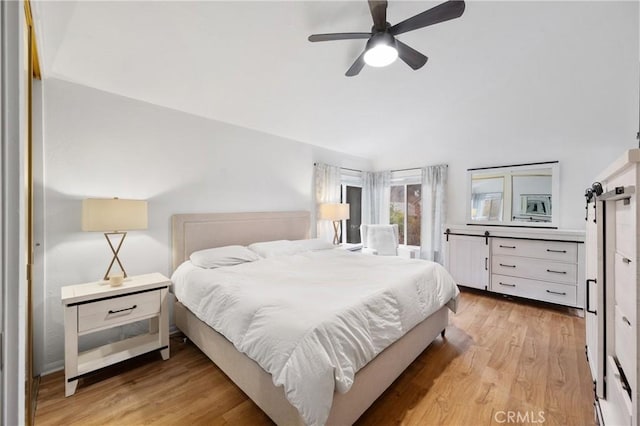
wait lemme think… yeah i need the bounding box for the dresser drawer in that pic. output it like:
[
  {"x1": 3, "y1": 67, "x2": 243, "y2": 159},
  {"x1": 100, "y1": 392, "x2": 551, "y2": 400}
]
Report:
[
  {"x1": 492, "y1": 255, "x2": 577, "y2": 285},
  {"x1": 78, "y1": 290, "x2": 161, "y2": 334},
  {"x1": 606, "y1": 356, "x2": 633, "y2": 426},
  {"x1": 492, "y1": 238, "x2": 577, "y2": 263},
  {"x1": 614, "y1": 305, "x2": 636, "y2": 394},
  {"x1": 615, "y1": 197, "x2": 636, "y2": 261},
  {"x1": 491, "y1": 274, "x2": 577, "y2": 306},
  {"x1": 614, "y1": 252, "x2": 636, "y2": 324}
]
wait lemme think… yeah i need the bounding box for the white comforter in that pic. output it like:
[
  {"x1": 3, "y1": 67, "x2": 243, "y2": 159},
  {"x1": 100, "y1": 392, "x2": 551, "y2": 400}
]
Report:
[{"x1": 172, "y1": 249, "x2": 459, "y2": 426}]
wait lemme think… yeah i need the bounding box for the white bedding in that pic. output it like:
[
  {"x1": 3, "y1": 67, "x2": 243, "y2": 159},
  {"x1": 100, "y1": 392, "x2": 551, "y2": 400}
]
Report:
[{"x1": 172, "y1": 249, "x2": 459, "y2": 426}]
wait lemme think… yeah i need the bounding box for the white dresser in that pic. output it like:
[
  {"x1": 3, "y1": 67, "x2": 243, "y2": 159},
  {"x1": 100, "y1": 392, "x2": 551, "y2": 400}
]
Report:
[
  {"x1": 445, "y1": 225, "x2": 585, "y2": 308},
  {"x1": 585, "y1": 149, "x2": 640, "y2": 426}
]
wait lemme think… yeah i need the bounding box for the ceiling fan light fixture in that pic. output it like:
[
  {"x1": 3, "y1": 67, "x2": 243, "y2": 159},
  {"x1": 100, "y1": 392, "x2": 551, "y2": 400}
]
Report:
[
  {"x1": 364, "y1": 43, "x2": 398, "y2": 67},
  {"x1": 363, "y1": 32, "x2": 398, "y2": 68}
]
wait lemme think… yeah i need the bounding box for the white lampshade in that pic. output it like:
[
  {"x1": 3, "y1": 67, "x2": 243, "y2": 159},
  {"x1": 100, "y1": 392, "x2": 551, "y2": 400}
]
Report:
[
  {"x1": 82, "y1": 198, "x2": 148, "y2": 232},
  {"x1": 319, "y1": 203, "x2": 350, "y2": 221}
]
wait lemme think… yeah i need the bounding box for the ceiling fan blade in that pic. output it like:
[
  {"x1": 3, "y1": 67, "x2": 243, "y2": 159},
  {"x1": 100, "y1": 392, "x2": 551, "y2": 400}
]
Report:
[
  {"x1": 390, "y1": 0, "x2": 465, "y2": 36},
  {"x1": 368, "y1": 0, "x2": 388, "y2": 32},
  {"x1": 308, "y1": 33, "x2": 371, "y2": 42},
  {"x1": 396, "y1": 40, "x2": 428, "y2": 70},
  {"x1": 346, "y1": 51, "x2": 366, "y2": 77}
]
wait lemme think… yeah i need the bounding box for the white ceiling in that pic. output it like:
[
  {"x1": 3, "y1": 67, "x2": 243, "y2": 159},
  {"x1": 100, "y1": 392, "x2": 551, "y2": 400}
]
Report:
[{"x1": 32, "y1": 1, "x2": 639, "y2": 164}]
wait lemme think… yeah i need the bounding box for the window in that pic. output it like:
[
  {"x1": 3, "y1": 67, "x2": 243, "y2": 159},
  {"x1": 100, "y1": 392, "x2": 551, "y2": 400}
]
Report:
[
  {"x1": 390, "y1": 183, "x2": 421, "y2": 246},
  {"x1": 389, "y1": 170, "x2": 422, "y2": 246}
]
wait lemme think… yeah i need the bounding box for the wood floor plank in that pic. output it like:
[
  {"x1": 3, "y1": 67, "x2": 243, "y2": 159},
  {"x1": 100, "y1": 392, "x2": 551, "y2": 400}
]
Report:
[{"x1": 35, "y1": 290, "x2": 596, "y2": 426}]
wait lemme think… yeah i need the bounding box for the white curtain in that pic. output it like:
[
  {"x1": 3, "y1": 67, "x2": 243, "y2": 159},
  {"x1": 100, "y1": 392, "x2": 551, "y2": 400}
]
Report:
[
  {"x1": 362, "y1": 171, "x2": 391, "y2": 225},
  {"x1": 420, "y1": 165, "x2": 447, "y2": 264},
  {"x1": 314, "y1": 163, "x2": 342, "y2": 242}
]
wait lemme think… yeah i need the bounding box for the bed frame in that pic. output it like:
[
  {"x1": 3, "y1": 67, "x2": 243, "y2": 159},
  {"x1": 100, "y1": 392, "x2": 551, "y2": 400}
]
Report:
[{"x1": 172, "y1": 211, "x2": 449, "y2": 425}]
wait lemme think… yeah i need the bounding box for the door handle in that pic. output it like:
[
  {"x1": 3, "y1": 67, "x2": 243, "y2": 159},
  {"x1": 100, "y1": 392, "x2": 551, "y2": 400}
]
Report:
[
  {"x1": 546, "y1": 289, "x2": 567, "y2": 296},
  {"x1": 546, "y1": 269, "x2": 567, "y2": 274},
  {"x1": 485, "y1": 257, "x2": 488, "y2": 271},
  {"x1": 499, "y1": 263, "x2": 516, "y2": 268},
  {"x1": 499, "y1": 282, "x2": 516, "y2": 287},
  {"x1": 586, "y1": 279, "x2": 597, "y2": 314},
  {"x1": 546, "y1": 249, "x2": 567, "y2": 253},
  {"x1": 499, "y1": 245, "x2": 516, "y2": 249}
]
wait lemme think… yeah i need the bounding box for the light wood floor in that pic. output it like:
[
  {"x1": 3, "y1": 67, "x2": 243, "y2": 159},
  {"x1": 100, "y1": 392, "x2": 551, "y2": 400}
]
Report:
[{"x1": 35, "y1": 290, "x2": 596, "y2": 425}]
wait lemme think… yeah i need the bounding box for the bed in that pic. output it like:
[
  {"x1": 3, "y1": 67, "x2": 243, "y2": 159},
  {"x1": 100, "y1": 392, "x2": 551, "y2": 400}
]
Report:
[{"x1": 171, "y1": 211, "x2": 458, "y2": 425}]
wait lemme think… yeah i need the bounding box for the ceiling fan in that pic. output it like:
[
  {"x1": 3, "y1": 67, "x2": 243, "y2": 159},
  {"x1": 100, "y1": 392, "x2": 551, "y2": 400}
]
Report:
[{"x1": 308, "y1": 0, "x2": 465, "y2": 77}]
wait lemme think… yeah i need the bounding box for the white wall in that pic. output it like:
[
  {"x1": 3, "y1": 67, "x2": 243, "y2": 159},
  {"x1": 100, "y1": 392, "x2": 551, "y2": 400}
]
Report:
[
  {"x1": 373, "y1": 1, "x2": 640, "y2": 231},
  {"x1": 40, "y1": 78, "x2": 371, "y2": 373}
]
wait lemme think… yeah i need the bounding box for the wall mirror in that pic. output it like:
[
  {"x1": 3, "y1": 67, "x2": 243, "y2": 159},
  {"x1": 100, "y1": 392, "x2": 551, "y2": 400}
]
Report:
[{"x1": 467, "y1": 161, "x2": 559, "y2": 228}]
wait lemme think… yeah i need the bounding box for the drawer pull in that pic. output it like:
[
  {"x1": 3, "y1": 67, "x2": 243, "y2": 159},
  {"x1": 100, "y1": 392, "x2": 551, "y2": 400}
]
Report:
[
  {"x1": 499, "y1": 282, "x2": 516, "y2": 287},
  {"x1": 499, "y1": 245, "x2": 516, "y2": 249},
  {"x1": 108, "y1": 305, "x2": 138, "y2": 315},
  {"x1": 622, "y1": 257, "x2": 632, "y2": 264},
  {"x1": 499, "y1": 263, "x2": 516, "y2": 268},
  {"x1": 546, "y1": 290, "x2": 567, "y2": 296},
  {"x1": 546, "y1": 249, "x2": 567, "y2": 253},
  {"x1": 546, "y1": 269, "x2": 567, "y2": 274},
  {"x1": 622, "y1": 316, "x2": 632, "y2": 326}
]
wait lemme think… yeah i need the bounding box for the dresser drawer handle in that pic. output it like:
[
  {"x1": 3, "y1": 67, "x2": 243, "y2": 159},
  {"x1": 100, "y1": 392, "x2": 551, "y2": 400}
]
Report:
[
  {"x1": 499, "y1": 245, "x2": 516, "y2": 249},
  {"x1": 622, "y1": 316, "x2": 632, "y2": 326},
  {"x1": 546, "y1": 249, "x2": 567, "y2": 253},
  {"x1": 108, "y1": 305, "x2": 138, "y2": 315},
  {"x1": 546, "y1": 269, "x2": 567, "y2": 274},
  {"x1": 546, "y1": 290, "x2": 567, "y2": 296},
  {"x1": 499, "y1": 263, "x2": 516, "y2": 268},
  {"x1": 622, "y1": 257, "x2": 632, "y2": 264},
  {"x1": 499, "y1": 282, "x2": 516, "y2": 287}
]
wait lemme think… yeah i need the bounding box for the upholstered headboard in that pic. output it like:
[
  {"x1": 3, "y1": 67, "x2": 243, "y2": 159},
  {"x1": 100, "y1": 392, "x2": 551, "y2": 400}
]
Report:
[{"x1": 171, "y1": 211, "x2": 311, "y2": 270}]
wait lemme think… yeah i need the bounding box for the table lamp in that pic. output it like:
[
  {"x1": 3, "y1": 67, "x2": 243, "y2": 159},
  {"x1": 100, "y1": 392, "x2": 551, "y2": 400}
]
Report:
[
  {"x1": 319, "y1": 203, "x2": 350, "y2": 245},
  {"x1": 82, "y1": 198, "x2": 148, "y2": 281}
]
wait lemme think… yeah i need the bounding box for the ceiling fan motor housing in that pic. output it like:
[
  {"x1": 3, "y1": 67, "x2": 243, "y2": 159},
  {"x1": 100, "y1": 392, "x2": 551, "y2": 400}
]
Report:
[{"x1": 366, "y1": 31, "x2": 397, "y2": 51}]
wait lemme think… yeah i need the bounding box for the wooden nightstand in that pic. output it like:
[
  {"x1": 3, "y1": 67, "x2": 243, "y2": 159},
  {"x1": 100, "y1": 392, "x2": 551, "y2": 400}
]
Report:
[{"x1": 61, "y1": 272, "x2": 170, "y2": 396}]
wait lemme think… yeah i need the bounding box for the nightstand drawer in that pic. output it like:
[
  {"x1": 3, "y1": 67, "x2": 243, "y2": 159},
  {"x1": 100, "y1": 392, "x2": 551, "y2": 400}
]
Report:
[{"x1": 78, "y1": 290, "x2": 160, "y2": 334}]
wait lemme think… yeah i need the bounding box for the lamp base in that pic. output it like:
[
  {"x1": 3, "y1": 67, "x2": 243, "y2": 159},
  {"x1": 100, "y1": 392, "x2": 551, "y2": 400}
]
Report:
[
  {"x1": 332, "y1": 221, "x2": 340, "y2": 245},
  {"x1": 103, "y1": 231, "x2": 128, "y2": 281}
]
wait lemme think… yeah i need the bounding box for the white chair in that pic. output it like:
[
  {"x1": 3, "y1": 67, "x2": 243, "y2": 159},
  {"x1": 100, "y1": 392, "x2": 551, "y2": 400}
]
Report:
[{"x1": 360, "y1": 224, "x2": 399, "y2": 256}]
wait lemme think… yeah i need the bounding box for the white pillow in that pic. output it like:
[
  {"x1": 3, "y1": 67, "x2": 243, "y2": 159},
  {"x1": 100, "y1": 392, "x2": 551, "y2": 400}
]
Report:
[
  {"x1": 248, "y1": 240, "x2": 297, "y2": 258},
  {"x1": 190, "y1": 245, "x2": 260, "y2": 269},
  {"x1": 290, "y1": 238, "x2": 335, "y2": 252}
]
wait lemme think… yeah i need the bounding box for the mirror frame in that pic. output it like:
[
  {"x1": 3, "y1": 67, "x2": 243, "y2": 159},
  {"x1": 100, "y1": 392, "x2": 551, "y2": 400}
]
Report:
[{"x1": 466, "y1": 161, "x2": 559, "y2": 228}]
